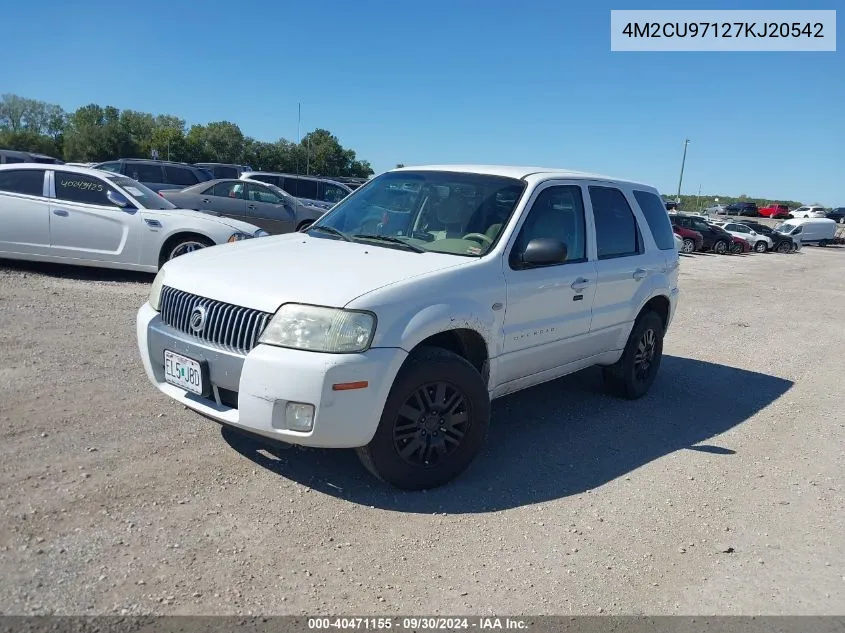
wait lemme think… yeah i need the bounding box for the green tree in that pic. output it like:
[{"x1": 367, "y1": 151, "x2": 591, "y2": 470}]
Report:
[{"x1": 2, "y1": 93, "x2": 374, "y2": 176}]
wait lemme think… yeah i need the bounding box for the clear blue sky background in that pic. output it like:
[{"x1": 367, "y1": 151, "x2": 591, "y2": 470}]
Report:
[{"x1": 1, "y1": 0, "x2": 842, "y2": 204}]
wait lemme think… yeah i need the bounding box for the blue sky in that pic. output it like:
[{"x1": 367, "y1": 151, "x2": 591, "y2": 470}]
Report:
[{"x1": 2, "y1": 0, "x2": 842, "y2": 204}]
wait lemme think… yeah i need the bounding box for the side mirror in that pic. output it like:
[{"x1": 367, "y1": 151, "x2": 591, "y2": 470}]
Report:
[
  {"x1": 107, "y1": 189, "x2": 131, "y2": 208},
  {"x1": 520, "y1": 238, "x2": 567, "y2": 268}
]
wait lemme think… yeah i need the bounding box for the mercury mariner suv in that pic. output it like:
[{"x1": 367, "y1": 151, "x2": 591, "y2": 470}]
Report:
[{"x1": 136, "y1": 165, "x2": 680, "y2": 490}]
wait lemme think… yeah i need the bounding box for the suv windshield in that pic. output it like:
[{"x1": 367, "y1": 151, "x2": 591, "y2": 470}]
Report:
[
  {"x1": 108, "y1": 175, "x2": 176, "y2": 210},
  {"x1": 308, "y1": 171, "x2": 527, "y2": 256}
]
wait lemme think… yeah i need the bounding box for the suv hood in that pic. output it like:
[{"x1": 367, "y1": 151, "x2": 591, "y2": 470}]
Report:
[
  {"x1": 143, "y1": 207, "x2": 260, "y2": 234},
  {"x1": 158, "y1": 233, "x2": 468, "y2": 313}
]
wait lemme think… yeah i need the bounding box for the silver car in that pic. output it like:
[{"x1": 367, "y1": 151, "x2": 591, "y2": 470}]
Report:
[
  {"x1": 0, "y1": 164, "x2": 268, "y2": 272},
  {"x1": 239, "y1": 171, "x2": 352, "y2": 211},
  {"x1": 160, "y1": 178, "x2": 326, "y2": 234}
]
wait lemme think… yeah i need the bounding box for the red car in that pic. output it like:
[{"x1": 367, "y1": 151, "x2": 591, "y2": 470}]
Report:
[
  {"x1": 759, "y1": 204, "x2": 790, "y2": 219},
  {"x1": 730, "y1": 236, "x2": 752, "y2": 254},
  {"x1": 672, "y1": 225, "x2": 704, "y2": 253}
]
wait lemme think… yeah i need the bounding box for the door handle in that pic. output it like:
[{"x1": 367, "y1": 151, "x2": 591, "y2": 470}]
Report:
[
  {"x1": 247, "y1": 204, "x2": 257, "y2": 210},
  {"x1": 633, "y1": 268, "x2": 648, "y2": 281},
  {"x1": 52, "y1": 209, "x2": 69, "y2": 217},
  {"x1": 201, "y1": 198, "x2": 210, "y2": 204},
  {"x1": 571, "y1": 277, "x2": 590, "y2": 292}
]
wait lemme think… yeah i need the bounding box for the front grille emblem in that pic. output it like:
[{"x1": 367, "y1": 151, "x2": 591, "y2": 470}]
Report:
[{"x1": 189, "y1": 305, "x2": 207, "y2": 333}]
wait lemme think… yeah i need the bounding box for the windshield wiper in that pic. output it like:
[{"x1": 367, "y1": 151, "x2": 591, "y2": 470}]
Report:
[
  {"x1": 352, "y1": 234, "x2": 425, "y2": 253},
  {"x1": 308, "y1": 225, "x2": 351, "y2": 241}
]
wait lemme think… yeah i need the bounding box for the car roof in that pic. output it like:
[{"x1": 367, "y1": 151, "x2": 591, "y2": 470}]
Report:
[
  {"x1": 0, "y1": 163, "x2": 127, "y2": 179},
  {"x1": 242, "y1": 171, "x2": 351, "y2": 187},
  {"x1": 390, "y1": 164, "x2": 648, "y2": 186}
]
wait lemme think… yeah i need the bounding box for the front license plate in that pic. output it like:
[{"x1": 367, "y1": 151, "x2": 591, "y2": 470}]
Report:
[{"x1": 164, "y1": 350, "x2": 205, "y2": 395}]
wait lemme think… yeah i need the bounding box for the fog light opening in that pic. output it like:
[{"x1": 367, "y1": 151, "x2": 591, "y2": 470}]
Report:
[{"x1": 285, "y1": 402, "x2": 315, "y2": 432}]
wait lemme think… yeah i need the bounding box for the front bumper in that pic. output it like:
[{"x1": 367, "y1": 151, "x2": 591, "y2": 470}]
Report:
[{"x1": 136, "y1": 303, "x2": 408, "y2": 448}]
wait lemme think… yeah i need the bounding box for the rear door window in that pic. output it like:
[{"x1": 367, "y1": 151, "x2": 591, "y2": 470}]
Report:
[
  {"x1": 0, "y1": 169, "x2": 45, "y2": 196},
  {"x1": 210, "y1": 181, "x2": 246, "y2": 198},
  {"x1": 590, "y1": 186, "x2": 643, "y2": 259}
]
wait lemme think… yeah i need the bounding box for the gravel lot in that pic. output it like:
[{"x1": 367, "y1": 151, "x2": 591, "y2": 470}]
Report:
[{"x1": 1, "y1": 245, "x2": 843, "y2": 616}]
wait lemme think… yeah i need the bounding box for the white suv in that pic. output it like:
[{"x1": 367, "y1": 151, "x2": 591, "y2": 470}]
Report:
[
  {"x1": 137, "y1": 165, "x2": 680, "y2": 489},
  {"x1": 791, "y1": 205, "x2": 827, "y2": 218}
]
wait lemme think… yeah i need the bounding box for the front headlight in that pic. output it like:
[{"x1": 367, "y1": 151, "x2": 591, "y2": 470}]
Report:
[
  {"x1": 254, "y1": 229, "x2": 270, "y2": 238},
  {"x1": 258, "y1": 304, "x2": 376, "y2": 353},
  {"x1": 227, "y1": 231, "x2": 252, "y2": 243},
  {"x1": 149, "y1": 269, "x2": 165, "y2": 311}
]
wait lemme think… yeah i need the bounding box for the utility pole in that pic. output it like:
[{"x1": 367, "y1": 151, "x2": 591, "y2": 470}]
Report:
[
  {"x1": 676, "y1": 138, "x2": 690, "y2": 202},
  {"x1": 296, "y1": 102, "x2": 301, "y2": 175},
  {"x1": 696, "y1": 184, "x2": 702, "y2": 212}
]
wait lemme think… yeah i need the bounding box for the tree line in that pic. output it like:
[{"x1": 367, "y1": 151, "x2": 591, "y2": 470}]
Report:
[{"x1": 0, "y1": 93, "x2": 374, "y2": 178}]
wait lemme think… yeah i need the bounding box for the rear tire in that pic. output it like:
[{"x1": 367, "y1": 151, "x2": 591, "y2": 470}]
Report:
[
  {"x1": 602, "y1": 311, "x2": 664, "y2": 400},
  {"x1": 730, "y1": 242, "x2": 743, "y2": 254},
  {"x1": 754, "y1": 241, "x2": 768, "y2": 253},
  {"x1": 681, "y1": 238, "x2": 695, "y2": 254},
  {"x1": 296, "y1": 220, "x2": 314, "y2": 232},
  {"x1": 356, "y1": 347, "x2": 491, "y2": 490}
]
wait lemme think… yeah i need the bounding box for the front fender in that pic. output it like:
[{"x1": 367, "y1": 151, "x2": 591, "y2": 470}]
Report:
[
  {"x1": 139, "y1": 218, "x2": 221, "y2": 269},
  {"x1": 375, "y1": 301, "x2": 496, "y2": 356}
]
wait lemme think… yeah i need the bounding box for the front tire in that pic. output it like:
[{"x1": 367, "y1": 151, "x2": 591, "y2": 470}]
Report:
[
  {"x1": 754, "y1": 241, "x2": 768, "y2": 253},
  {"x1": 159, "y1": 235, "x2": 213, "y2": 267},
  {"x1": 777, "y1": 241, "x2": 791, "y2": 253},
  {"x1": 602, "y1": 311, "x2": 665, "y2": 400},
  {"x1": 356, "y1": 347, "x2": 491, "y2": 490},
  {"x1": 681, "y1": 238, "x2": 695, "y2": 254},
  {"x1": 713, "y1": 240, "x2": 728, "y2": 255}
]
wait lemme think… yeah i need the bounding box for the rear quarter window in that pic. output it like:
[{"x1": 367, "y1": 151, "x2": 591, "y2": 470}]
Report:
[{"x1": 633, "y1": 190, "x2": 676, "y2": 250}]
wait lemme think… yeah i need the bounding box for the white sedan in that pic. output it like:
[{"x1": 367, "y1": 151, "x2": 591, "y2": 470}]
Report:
[
  {"x1": 0, "y1": 164, "x2": 268, "y2": 272},
  {"x1": 713, "y1": 221, "x2": 773, "y2": 253}
]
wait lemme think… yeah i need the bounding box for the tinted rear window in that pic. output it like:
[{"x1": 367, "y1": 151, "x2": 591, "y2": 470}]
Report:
[
  {"x1": 164, "y1": 165, "x2": 199, "y2": 186},
  {"x1": 125, "y1": 163, "x2": 164, "y2": 183},
  {"x1": 0, "y1": 169, "x2": 45, "y2": 195},
  {"x1": 633, "y1": 190, "x2": 676, "y2": 250}
]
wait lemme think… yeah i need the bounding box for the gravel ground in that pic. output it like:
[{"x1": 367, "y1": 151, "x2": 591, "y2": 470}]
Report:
[{"x1": 0, "y1": 246, "x2": 843, "y2": 616}]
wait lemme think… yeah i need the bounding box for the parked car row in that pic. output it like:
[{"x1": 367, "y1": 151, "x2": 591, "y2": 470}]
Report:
[
  {"x1": 160, "y1": 178, "x2": 326, "y2": 234},
  {"x1": 669, "y1": 212, "x2": 841, "y2": 255},
  {"x1": 699, "y1": 200, "x2": 843, "y2": 222},
  {"x1": 0, "y1": 164, "x2": 269, "y2": 272}
]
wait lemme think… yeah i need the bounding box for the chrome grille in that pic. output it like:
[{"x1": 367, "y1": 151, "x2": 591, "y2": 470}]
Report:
[{"x1": 159, "y1": 286, "x2": 272, "y2": 355}]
